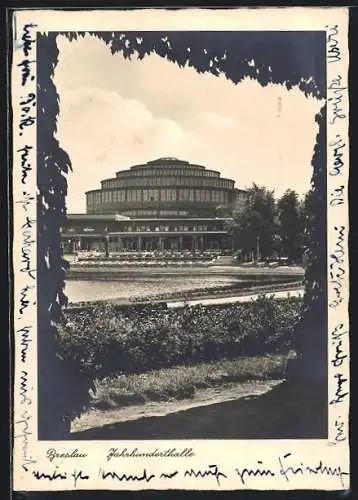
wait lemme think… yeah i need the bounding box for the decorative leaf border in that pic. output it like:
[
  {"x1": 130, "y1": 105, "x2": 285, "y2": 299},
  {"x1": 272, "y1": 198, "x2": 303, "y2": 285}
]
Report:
[{"x1": 36, "y1": 30, "x2": 327, "y2": 439}]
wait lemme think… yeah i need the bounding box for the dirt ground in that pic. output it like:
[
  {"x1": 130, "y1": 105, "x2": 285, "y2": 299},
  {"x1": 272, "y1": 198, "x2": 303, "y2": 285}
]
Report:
[{"x1": 70, "y1": 379, "x2": 327, "y2": 440}]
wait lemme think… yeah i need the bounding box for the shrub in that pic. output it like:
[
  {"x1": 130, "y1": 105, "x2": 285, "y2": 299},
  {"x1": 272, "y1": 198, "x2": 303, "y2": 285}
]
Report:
[{"x1": 57, "y1": 295, "x2": 302, "y2": 379}]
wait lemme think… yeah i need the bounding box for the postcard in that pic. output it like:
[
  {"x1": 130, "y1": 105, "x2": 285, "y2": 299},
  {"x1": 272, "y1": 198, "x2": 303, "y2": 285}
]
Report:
[{"x1": 11, "y1": 7, "x2": 350, "y2": 491}]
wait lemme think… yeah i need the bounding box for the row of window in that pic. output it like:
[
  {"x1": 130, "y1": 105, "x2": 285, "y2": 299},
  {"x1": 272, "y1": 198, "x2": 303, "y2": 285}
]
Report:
[
  {"x1": 102, "y1": 176, "x2": 234, "y2": 189},
  {"x1": 88, "y1": 189, "x2": 230, "y2": 205},
  {"x1": 64, "y1": 224, "x2": 223, "y2": 233},
  {"x1": 115, "y1": 224, "x2": 222, "y2": 233},
  {"x1": 116, "y1": 168, "x2": 220, "y2": 179},
  {"x1": 123, "y1": 210, "x2": 188, "y2": 217}
]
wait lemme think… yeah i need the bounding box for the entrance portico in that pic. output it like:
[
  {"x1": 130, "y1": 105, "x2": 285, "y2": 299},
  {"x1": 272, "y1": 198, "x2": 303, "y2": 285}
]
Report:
[
  {"x1": 61, "y1": 232, "x2": 230, "y2": 253},
  {"x1": 60, "y1": 215, "x2": 233, "y2": 254},
  {"x1": 108, "y1": 232, "x2": 227, "y2": 252}
]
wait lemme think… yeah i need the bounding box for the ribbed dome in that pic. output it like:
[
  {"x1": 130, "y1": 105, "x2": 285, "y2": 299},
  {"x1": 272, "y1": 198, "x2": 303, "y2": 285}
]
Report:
[
  {"x1": 151, "y1": 157, "x2": 181, "y2": 161},
  {"x1": 86, "y1": 158, "x2": 242, "y2": 218}
]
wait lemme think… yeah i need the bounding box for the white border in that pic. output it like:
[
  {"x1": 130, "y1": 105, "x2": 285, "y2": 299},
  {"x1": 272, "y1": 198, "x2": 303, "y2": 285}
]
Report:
[{"x1": 12, "y1": 8, "x2": 350, "y2": 491}]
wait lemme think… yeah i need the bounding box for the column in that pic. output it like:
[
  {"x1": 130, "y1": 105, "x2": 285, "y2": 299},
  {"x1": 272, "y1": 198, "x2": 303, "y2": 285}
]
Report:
[
  {"x1": 200, "y1": 235, "x2": 204, "y2": 251},
  {"x1": 219, "y1": 236, "x2": 224, "y2": 251},
  {"x1": 118, "y1": 235, "x2": 122, "y2": 250},
  {"x1": 104, "y1": 236, "x2": 109, "y2": 257},
  {"x1": 179, "y1": 235, "x2": 183, "y2": 251},
  {"x1": 216, "y1": 238, "x2": 220, "y2": 250},
  {"x1": 137, "y1": 236, "x2": 142, "y2": 251},
  {"x1": 158, "y1": 237, "x2": 163, "y2": 251}
]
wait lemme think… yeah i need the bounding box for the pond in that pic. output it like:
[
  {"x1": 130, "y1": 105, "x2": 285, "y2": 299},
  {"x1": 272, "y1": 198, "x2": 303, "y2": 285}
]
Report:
[{"x1": 64, "y1": 276, "x2": 244, "y2": 303}]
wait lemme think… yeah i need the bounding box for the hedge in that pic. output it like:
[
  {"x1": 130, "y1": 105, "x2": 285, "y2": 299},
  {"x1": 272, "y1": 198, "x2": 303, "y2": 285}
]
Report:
[{"x1": 57, "y1": 295, "x2": 302, "y2": 379}]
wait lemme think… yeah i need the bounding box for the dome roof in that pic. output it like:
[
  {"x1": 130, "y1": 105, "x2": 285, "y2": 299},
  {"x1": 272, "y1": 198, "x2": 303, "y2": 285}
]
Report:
[
  {"x1": 147, "y1": 157, "x2": 188, "y2": 165},
  {"x1": 86, "y1": 157, "x2": 243, "y2": 218}
]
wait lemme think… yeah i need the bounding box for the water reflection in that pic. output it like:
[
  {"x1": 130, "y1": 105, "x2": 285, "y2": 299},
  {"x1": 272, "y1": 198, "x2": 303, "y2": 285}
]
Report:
[{"x1": 64, "y1": 276, "x2": 241, "y2": 303}]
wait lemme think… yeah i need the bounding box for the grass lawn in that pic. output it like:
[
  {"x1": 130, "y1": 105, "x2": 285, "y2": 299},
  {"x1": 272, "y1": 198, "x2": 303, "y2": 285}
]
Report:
[{"x1": 91, "y1": 353, "x2": 292, "y2": 410}]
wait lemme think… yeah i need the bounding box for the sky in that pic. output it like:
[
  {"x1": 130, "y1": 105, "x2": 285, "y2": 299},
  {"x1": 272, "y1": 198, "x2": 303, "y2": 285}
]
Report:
[{"x1": 54, "y1": 34, "x2": 324, "y2": 213}]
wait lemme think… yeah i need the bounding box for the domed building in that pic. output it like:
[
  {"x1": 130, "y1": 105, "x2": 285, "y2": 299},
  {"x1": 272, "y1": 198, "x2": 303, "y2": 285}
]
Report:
[
  {"x1": 86, "y1": 157, "x2": 242, "y2": 218},
  {"x1": 61, "y1": 158, "x2": 247, "y2": 253}
]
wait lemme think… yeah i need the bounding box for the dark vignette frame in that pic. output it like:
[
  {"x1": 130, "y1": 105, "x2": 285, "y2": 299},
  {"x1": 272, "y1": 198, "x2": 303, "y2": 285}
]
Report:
[{"x1": 36, "y1": 30, "x2": 327, "y2": 440}]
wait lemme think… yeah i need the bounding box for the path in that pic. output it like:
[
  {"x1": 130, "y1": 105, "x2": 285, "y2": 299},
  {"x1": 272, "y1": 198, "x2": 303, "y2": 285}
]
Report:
[
  {"x1": 70, "y1": 380, "x2": 327, "y2": 440},
  {"x1": 167, "y1": 288, "x2": 303, "y2": 308},
  {"x1": 71, "y1": 379, "x2": 282, "y2": 434}
]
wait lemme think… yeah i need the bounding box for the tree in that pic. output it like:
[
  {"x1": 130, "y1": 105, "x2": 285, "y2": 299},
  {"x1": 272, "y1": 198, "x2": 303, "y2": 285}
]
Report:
[
  {"x1": 298, "y1": 190, "x2": 315, "y2": 256},
  {"x1": 233, "y1": 184, "x2": 277, "y2": 260},
  {"x1": 277, "y1": 189, "x2": 301, "y2": 263}
]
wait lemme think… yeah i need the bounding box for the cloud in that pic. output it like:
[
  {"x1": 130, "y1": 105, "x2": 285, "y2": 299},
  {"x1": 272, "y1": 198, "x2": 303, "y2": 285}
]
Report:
[
  {"x1": 54, "y1": 35, "x2": 323, "y2": 212},
  {"x1": 55, "y1": 85, "x2": 201, "y2": 211}
]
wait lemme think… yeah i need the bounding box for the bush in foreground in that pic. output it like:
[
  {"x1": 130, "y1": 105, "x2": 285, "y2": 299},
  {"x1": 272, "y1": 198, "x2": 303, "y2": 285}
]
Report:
[{"x1": 57, "y1": 295, "x2": 302, "y2": 380}]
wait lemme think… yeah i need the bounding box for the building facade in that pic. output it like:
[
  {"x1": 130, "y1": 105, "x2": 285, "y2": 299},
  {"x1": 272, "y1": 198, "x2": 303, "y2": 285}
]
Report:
[
  {"x1": 61, "y1": 158, "x2": 247, "y2": 253},
  {"x1": 86, "y1": 157, "x2": 247, "y2": 217},
  {"x1": 61, "y1": 214, "x2": 233, "y2": 253}
]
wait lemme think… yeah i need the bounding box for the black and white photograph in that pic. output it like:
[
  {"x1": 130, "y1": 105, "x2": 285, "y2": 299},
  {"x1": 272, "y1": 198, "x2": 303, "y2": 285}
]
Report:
[
  {"x1": 12, "y1": 8, "x2": 350, "y2": 491},
  {"x1": 51, "y1": 28, "x2": 327, "y2": 441}
]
